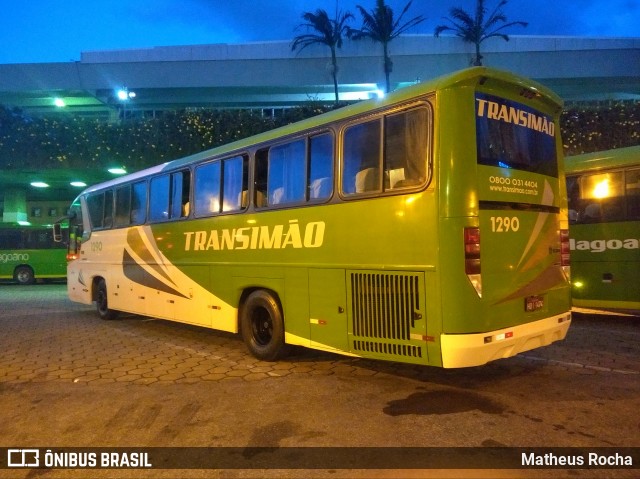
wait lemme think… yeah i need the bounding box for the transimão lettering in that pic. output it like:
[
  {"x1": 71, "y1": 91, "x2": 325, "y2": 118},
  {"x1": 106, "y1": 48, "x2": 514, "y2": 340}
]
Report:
[
  {"x1": 184, "y1": 220, "x2": 326, "y2": 252},
  {"x1": 477, "y1": 98, "x2": 555, "y2": 137}
]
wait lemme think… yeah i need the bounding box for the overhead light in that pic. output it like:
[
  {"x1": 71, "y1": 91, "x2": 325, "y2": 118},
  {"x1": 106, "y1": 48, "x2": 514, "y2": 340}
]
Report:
[
  {"x1": 108, "y1": 167, "x2": 127, "y2": 175},
  {"x1": 117, "y1": 88, "x2": 136, "y2": 101},
  {"x1": 70, "y1": 181, "x2": 87, "y2": 187},
  {"x1": 54, "y1": 98, "x2": 66, "y2": 107},
  {"x1": 30, "y1": 181, "x2": 49, "y2": 188}
]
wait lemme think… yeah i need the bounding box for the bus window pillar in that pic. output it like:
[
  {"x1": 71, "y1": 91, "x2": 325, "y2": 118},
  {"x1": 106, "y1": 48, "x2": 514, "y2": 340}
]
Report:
[{"x1": 2, "y1": 188, "x2": 27, "y2": 223}]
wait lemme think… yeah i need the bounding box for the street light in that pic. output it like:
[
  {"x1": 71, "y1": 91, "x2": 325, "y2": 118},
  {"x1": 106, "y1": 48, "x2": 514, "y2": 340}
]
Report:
[{"x1": 116, "y1": 87, "x2": 136, "y2": 119}]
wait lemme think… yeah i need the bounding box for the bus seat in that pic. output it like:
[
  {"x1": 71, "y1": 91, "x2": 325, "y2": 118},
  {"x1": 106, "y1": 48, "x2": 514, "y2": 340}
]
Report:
[
  {"x1": 309, "y1": 177, "x2": 331, "y2": 199},
  {"x1": 388, "y1": 168, "x2": 405, "y2": 188},
  {"x1": 355, "y1": 168, "x2": 378, "y2": 193},
  {"x1": 238, "y1": 190, "x2": 248, "y2": 209},
  {"x1": 255, "y1": 190, "x2": 266, "y2": 208},
  {"x1": 271, "y1": 187, "x2": 284, "y2": 205}
]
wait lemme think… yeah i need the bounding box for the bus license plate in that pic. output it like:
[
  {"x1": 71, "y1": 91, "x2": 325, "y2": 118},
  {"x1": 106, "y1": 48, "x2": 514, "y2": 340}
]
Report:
[{"x1": 525, "y1": 295, "x2": 545, "y2": 312}]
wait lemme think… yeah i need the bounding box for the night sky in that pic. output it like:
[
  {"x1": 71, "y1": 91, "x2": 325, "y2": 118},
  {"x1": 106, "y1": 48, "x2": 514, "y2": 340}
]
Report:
[{"x1": 1, "y1": 0, "x2": 638, "y2": 64}]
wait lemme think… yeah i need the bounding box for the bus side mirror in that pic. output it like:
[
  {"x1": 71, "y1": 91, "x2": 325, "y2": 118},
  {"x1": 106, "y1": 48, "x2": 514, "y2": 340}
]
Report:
[{"x1": 53, "y1": 223, "x2": 62, "y2": 243}]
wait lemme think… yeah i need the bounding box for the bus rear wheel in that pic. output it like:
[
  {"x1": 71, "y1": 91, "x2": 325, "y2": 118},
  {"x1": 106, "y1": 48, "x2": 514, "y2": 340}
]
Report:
[
  {"x1": 96, "y1": 279, "x2": 119, "y2": 320},
  {"x1": 14, "y1": 266, "x2": 35, "y2": 285},
  {"x1": 240, "y1": 290, "x2": 290, "y2": 361}
]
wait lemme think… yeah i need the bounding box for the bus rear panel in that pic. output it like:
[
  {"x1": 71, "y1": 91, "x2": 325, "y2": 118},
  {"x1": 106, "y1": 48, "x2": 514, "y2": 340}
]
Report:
[{"x1": 437, "y1": 75, "x2": 571, "y2": 367}]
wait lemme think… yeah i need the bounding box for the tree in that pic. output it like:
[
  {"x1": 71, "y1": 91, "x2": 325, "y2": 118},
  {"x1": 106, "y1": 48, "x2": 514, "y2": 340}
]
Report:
[
  {"x1": 349, "y1": 0, "x2": 424, "y2": 93},
  {"x1": 291, "y1": 6, "x2": 354, "y2": 104},
  {"x1": 434, "y1": 0, "x2": 527, "y2": 66}
]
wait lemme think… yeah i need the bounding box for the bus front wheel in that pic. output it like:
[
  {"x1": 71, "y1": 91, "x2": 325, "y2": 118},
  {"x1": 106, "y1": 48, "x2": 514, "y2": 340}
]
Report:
[
  {"x1": 14, "y1": 266, "x2": 35, "y2": 285},
  {"x1": 240, "y1": 290, "x2": 290, "y2": 361},
  {"x1": 95, "y1": 279, "x2": 119, "y2": 320}
]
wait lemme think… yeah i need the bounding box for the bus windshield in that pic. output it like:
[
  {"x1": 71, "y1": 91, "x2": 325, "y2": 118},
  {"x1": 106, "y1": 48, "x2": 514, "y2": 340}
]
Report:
[{"x1": 476, "y1": 93, "x2": 558, "y2": 177}]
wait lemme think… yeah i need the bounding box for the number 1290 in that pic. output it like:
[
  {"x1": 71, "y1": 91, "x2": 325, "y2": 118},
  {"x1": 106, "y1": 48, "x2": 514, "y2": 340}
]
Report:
[{"x1": 490, "y1": 216, "x2": 520, "y2": 232}]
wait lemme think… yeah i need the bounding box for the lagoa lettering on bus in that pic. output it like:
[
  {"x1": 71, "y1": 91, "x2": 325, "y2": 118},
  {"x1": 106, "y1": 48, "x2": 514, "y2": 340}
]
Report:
[
  {"x1": 570, "y1": 238, "x2": 640, "y2": 253},
  {"x1": 476, "y1": 98, "x2": 555, "y2": 137},
  {"x1": 0, "y1": 252, "x2": 29, "y2": 263},
  {"x1": 183, "y1": 220, "x2": 326, "y2": 251}
]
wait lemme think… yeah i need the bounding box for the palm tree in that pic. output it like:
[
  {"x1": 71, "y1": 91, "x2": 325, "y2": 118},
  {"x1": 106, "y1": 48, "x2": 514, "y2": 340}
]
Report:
[
  {"x1": 348, "y1": 0, "x2": 424, "y2": 93},
  {"x1": 291, "y1": 6, "x2": 354, "y2": 104},
  {"x1": 434, "y1": 0, "x2": 527, "y2": 66}
]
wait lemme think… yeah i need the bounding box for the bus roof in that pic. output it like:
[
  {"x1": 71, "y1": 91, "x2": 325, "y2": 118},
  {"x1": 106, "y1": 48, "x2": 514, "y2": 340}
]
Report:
[
  {"x1": 564, "y1": 145, "x2": 640, "y2": 174},
  {"x1": 77, "y1": 66, "x2": 563, "y2": 196}
]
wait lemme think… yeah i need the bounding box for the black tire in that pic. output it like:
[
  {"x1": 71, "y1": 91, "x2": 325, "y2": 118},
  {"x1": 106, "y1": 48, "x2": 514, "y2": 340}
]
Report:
[
  {"x1": 95, "y1": 278, "x2": 119, "y2": 320},
  {"x1": 14, "y1": 266, "x2": 35, "y2": 285},
  {"x1": 240, "y1": 290, "x2": 290, "y2": 361}
]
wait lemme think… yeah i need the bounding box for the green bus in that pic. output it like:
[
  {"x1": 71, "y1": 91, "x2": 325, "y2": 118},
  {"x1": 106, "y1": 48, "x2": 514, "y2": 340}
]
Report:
[
  {"x1": 565, "y1": 145, "x2": 640, "y2": 312},
  {"x1": 0, "y1": 223, "x2": 68, "y2": 284},
  {"x1": 61, "y1": 67, "x2": 572, "y2": 368}
]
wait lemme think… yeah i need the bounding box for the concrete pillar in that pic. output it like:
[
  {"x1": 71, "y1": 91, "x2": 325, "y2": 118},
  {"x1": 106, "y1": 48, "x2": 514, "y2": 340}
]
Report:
[{"x1": 2, "y1": 188, "x2": 27, "y2": 223}]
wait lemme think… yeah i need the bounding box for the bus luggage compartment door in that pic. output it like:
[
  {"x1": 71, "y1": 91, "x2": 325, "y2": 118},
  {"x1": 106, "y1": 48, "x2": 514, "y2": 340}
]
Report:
[
  {"x1": 309, "y1": 269, "x2": 349, "y2": 353},
  {"x1": 346, "y1": 270, "x2": 428, "y2": 364}
]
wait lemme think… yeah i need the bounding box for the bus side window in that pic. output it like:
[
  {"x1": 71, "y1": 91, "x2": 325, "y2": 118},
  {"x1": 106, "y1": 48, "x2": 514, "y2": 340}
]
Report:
[
  {"x1": 194, "y1": 161, "x2": 221, "y2": 216},
  {"x1": 114, "y1": 185, "x2": 131, "y2": 227},
  {"x1": 626, "y1": 168, "x2": 640, "y2": 219},
  {"x1": 580, "y1": 171, "x2": 625, "y2": 223},
  {"x1": 149, "y1": 175, "x2": 170, "y2": 221},
  {"x1": 255, "y1": 149, "x2": 269, "y2": 208},
  {"x1": 385, "y1": 108, "x2": 428, "y2": 189},
  {"x1": 309, "y1": 133, "x2": 333, "y2": 200},
  {"x1": 566, "y1": 176, "x2": 580, "y2": 223},
  {"x1": 86, "y1": 191, "x2": 113, "y2": 230},
  {"x1": 268, "y1": 140, "x2": 306, "y2": 206},
  {"x1": 86, "y1": 193, "x2": 104, "y2": 229},
  {"x1": 222, "y1": 156, "x2": 247, "y2": 212},
  {"x1": 343, "y1": 119, "x2": 382, "y2": 195},
  {"x1": 131, "y1": 181, "x2": 147, "y2": 225},
  {"x1": 103, "y1": 190, "x2": 114, "y2": 228},
  {"x1": 171, "y1": 170, "x2": 191, "y2": 219},
  {"x1": 0, "y1": 231, "x2": 21, "y2": 249}
]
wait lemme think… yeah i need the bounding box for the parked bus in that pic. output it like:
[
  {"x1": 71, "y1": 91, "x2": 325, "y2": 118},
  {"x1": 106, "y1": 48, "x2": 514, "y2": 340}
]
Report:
[
  {"x1": 0, "y1": 223, "x2": 68, "y2": 284},
  {"x1": 565, "y1": 145, "x2": 640, "y2": 312},
  {"x1": 59, "y1": 67, "x2": 571, "y2": 368}
]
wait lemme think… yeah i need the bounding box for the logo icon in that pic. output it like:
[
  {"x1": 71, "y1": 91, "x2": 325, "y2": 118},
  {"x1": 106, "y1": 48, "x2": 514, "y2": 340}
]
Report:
[{"x1": 7, "y1": 449, "x2": 39, "y2": 468}]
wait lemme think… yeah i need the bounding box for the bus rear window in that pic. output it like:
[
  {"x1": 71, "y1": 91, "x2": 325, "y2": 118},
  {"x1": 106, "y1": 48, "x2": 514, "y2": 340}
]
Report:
[{"x1": 475, "y1": 93, "x2": 558, "y2": 177}]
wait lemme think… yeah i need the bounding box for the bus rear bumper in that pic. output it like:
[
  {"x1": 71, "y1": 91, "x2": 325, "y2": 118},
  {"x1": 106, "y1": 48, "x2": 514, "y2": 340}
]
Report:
[{"x1": 441, "y1": 312, "x2": 572, "y2": 368}]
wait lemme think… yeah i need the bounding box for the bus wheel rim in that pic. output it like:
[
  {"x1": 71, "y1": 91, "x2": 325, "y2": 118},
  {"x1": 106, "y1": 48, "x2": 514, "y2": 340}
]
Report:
[{"x1": 251, "y1": 306, "x2": 273, "y2": 345}]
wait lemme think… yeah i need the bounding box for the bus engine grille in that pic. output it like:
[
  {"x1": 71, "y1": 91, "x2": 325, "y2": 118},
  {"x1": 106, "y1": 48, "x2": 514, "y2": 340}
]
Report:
[{"x1": 349, "y1": 271, "x2": 426, "y2": 361}]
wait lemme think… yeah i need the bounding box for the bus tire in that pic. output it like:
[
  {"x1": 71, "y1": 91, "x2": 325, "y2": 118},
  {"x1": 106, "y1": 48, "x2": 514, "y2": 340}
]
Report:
[
  {"x1": 14, "y1": 266, "x2": 35, "y2": 285},
  {"x1": 240, "y1": 290, "x2": 290, "y2": 361},
  {"x1": 96, "y1": 279, "x2": 119, "y2": 320}
]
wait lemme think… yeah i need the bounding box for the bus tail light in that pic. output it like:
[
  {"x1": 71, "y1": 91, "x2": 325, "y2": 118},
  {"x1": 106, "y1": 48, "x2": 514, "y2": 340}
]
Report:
[
  {"x1": 66, "y1": 253, "x2": 79, "y2": 261},
  {"x1": 560, "y1": 229, "x2": 570, "y2": 279},
  {"x1": 464, "y1": 227, "x2": 482, "y2": 297}
]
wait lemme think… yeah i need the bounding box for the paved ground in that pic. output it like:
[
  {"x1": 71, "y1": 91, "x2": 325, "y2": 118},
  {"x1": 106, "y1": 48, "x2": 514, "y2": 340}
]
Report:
[
  {"x1": 0, "y1": 283, "x2": 638, "y2": 479},
  {"x1": 2, "y1": 284, "x2": 638, "y2": 386}
]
